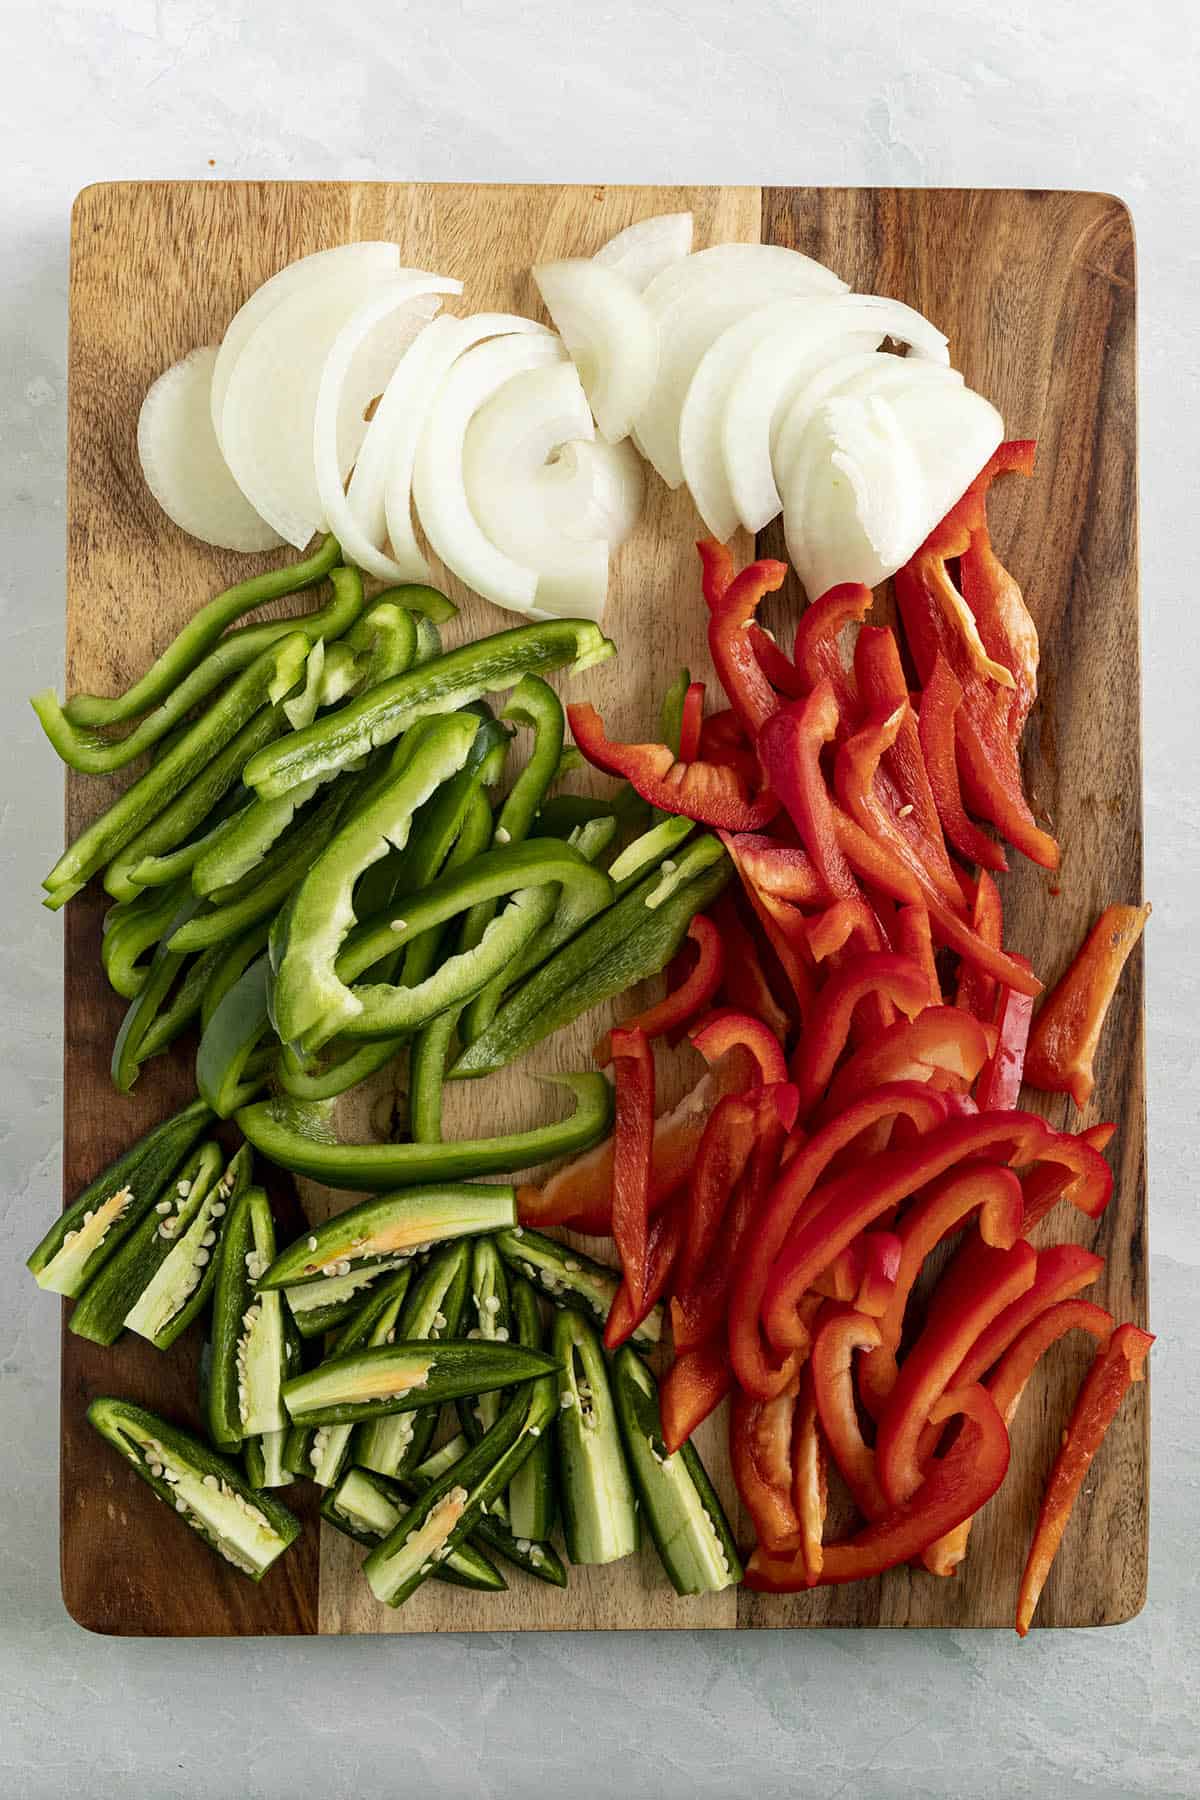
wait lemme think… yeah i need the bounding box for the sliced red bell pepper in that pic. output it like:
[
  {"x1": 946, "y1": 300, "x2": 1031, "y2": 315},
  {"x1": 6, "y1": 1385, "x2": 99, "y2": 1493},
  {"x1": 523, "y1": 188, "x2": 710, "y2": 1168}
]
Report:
[
  {"x1": 1020, "y1": 1121, "x2": 1115, "y2": 1234},
  {"x1": 820, "y1": 1006, "x2": 996, "y2": 1120},
  {"x1": 697, "y1": 707, "x2": 760, "y2": 793},
  {"x1": 673, "y1": 1092, "x2": 762, "y2": 1304},
  {"x1": 804, "y1": 895, "x2": 888, "y2": 965},
  {"x1": 746, "y1": 1383, "x2": 1011, "y2": 1590},
  {"x1": 955, "y1": 870, "x2": 1004, "y2": 1020},
  {"x1": 788, "y1": 952, "x2": 930, "y2": 1119},
  {"x1": 1015, "y1": 1322, "x2": 1153, "y2": 1635},
  {"x1": 893, "y1": 904, "x2": 941, "y2": 1005},
  {"x1": 727, "y1": 1083, "x2": 951, "y2": 1399},
  {"x1": 918, "y1": 653, "x2": 1007, "y2": 872},
  {"x1": 975, "y1": 954, "x2": 1036, "y2": 1110},
  {"x1": 697, "y1": 538, "x2": 735, "y2": 611},
  {"x1": 721, "y1": 833, "x2": 823, "y2": 906},
  {"x1": 605, "y1": 1199, "x2": 683, "y2": 1350},
  {"x1": 757, "y1": 685, "x2": 859, "y2": 903},
  {"x1": 660, "y1": 1340, "x2": 733, "y2": 1456},
  {"x1": 952, "y1": 441, "x2": 1039, "y2": 732},
  {"x1": 678, "y1": 680, "x2": 706, "y2": 764},
  {"x1": 749, "y1": 621, "x2": 807, "y2": 699},
  {"x1": 812, "y1": 1309, "x2": 889, "y2": 1519},
  {"x1": 709, "y1": 891, "x2": 794, "y2": 1043},
  {"x1": 689, "y1": 1006, "x2": 788, "y2": 1085},
  {"x1": 854, "y1": 624, "x2": 950, "y2": 871},
  {"x1": 792, "y1": 1367, "x2": 827, "y2": 1583},
  {"x1": 793, "y1": 583, "x2": 873, "y2": 721},
  {"x1": 1024, "y1": 902, "x2": 1151, "y2": 1109},
  {"x1": 567, "y1": 702, "x2": 779, "y2": 832},
  {"x1": 594, "y1": 915, "x2": 724, "y2": 1064},
  {"x1": 730, "y1": 1387, "x2": 802, "y2": 1552},
  {"x1": 607, "y1": 1025, "x2": 655, "y2": 1320},
  {"x1": 835, "y1": 702, "x2": 968, "y2": 915},
  {"x1": 706, "y1": 555, "x2": 789, "y2": 739},
  {"x1": 856, "y1": 1231, "x2": 902, "y2": 1318},
  {"x1": 720, "y1": 831, "x2": 818, "y2": 1020}
]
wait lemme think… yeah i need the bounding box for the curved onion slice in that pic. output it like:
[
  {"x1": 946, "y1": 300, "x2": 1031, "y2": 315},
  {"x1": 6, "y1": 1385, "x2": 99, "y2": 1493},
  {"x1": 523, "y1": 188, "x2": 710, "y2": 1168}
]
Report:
[
  {"x1": 533, "y1": 260, "x2": 658, "y2": 444},
  {"x1": 719, "y1": 294, "x2": 952, "y2": 534},
  {"x1": 593, "y1": 212, "x2": 693, "y2": 292},
  {"x1": 220, "y1": 264, "x2": 453, "y2": 549},
  {"x1": 368, "y1": 313, "x2": 555, "y2": 583},
  {"x1": 137, "y1": 347, "x2": 283, "y2": 552},
  {"x1": 412, "y1": 334, "x2": 567, "y2": 614},
  {"x1": 634, "y1": 244, "x2": 848, "y2": 489},
  {"x1": 211, "y1": 242, "x2": 402, "y2": 449},
  {"x1": 464, "y1": 364, "x2": 608, "y2": 620},
  {"x1": 312, "y1": 274, "x2": 463, "y2": 568},
  {"x1": 781, "y1": 376, "x2": 1004, "y2": 611},
  {"x1": 541, "y1": 438, "x2": 645, "y2": 548},
  {"x1": 773, "y1": 352, "x2": 962, "y2": 497}
]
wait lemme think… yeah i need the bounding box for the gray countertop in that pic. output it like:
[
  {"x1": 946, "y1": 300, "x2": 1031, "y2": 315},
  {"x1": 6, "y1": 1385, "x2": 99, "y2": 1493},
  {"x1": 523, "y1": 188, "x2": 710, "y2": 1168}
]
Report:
[{"x1": 3, "y1": 2, "x2": 1197, "y2": 1794}]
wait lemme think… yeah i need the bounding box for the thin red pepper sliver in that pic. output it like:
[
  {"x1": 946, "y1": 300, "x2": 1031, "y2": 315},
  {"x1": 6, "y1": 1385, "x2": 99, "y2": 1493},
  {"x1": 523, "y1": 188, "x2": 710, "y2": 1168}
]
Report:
[
  {"x1": 975, "y1": 954, "x2": 1036, "y2": 1110},
  {"x1": 918, "y1": 653, "x2": 1008, "y2": 872},
  {"x1": 758, "y1": 684, "x2": 859, "y2": 903},
  {"x1": 708, "y1": 890, "x2": 794, "y2": 1043},
  {"x1": 1024, "y1": 903, "x2": 1151, "y2": 1108},
  {"x1": 678, "y1": 680, "x2": 706, "y2": 763},
  {"x1": 660, "y1": 1341, "x2": 733, "y2": 1456},
  {"x1": 955, "y1": 870, "x2": 1004, "y2": 1020},
  {"x1": 607, "y1": 1026, "x2": 656, "y2": 1316},
  {"x1": 690, "y1": 1006, "x2": 788, "y2": 1085},
  {"x1": 854, "y1": 624, "x2": 951, "y2": 872},
  {"x1": 788, "y1": 951, "x2": 931, "y2": 1119},
  {"x1": 793, "y1": 583, "x2": 873, "y2": 722},
  {"x1": 594, "y1": 915, "x2": 724, "y2": 1065},
  {"x1": 812, "y1": 1309, "x2": 890, "y2": 1519},
  {"x1": 707, "y1": 556, "x2": 789, "y2": 739}
]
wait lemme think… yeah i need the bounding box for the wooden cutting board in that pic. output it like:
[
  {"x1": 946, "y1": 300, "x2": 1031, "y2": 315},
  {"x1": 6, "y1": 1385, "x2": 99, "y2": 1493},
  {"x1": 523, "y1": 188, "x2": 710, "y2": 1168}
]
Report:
[{"x1": 59, "y1": 182, "x2": 1144, "y2": 1635}]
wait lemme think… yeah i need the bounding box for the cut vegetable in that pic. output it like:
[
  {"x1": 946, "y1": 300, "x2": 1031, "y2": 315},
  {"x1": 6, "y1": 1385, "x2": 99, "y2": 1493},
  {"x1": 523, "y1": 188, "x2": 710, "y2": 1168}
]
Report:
[
  {"x1": 533, "y1": 258, "x2": 659, "y2": 444},
  {"x1": 593, "y1": 211, "x2": 693, "y2": 292},
  {"x1": 539, "y1": 437, "x2": 645, "y2": 549},
  {"x1": 282, "y1": 1338, "x2": 555, "y2": 1427},
  {"x1": 138, "y1": 348, "x2": 282, "y2": 551},
  {"x1": 258, "y1": 1184, "x2": 516, "y2": 1291},
  {"x1": 554, "y1": 1307, "x2": 638, "y2": 1567}
]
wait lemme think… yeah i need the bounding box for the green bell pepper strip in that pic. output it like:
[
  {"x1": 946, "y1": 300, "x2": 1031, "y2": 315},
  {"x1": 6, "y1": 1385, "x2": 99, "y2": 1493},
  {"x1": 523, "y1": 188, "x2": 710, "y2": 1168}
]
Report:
[
  {"x1": 199, "y1": 919, "x2": 272, "y2": 1034},
  {"x1": 111, "y1": 896, "x2": 208, "y2": 1093},
  {"x1": 281, "y1": 1338, "x2": 557, "y2": 1429},
  {"x1": 190, "y1": 779, "x2": 323, "y2": 898},
  {"x1": 134, "y1": 943, "x2": 227, "y2": 1064},
  {"x1": 409, "y1": 1430, "x2": 567, "y2": 1587},
  {"x1": 608, "y1": 814, "x2": 696, "y2": 896},
  {"x1": 652, "y1": 666, "x2": 691, "y2": 826},
  {"x1": 494, "y1": 1225, "x2": 664, "y2": 1350},
  {"x1": 506, "y1": 1275, "x2": 558, "y2": 1544},
  {"x1": 195, "y1": 955, "x2": 274, "y2": 1117},
  {"x1": 62, "y1": 537, "x2": 340, "y2": 731},
  {"x1": 270, "y1": 714, "x2": 481, "y2": 1052},
  {"x1": 27, "y1": 1097, "x2": 212, "y2": 1297},
  {"x1": 320, "y1": 1467, "x2": 506, "y2": 1591},
  {"x1": 244, "y1": 618, "x2": 615, "y2": 800},
  {"x1": 449, "y1": 837, "x2": 731, "y2": 1080},
  {"x1": 532, "y1": 793, "x2": 646, "y2": 835},
  {"x1": 362, "y1": 1375, "x2": 560, "y2": 1607},
  {"x1": 87, "y1": 1397, "x2": 301, "y2": 1581},
  {"x1": 355, "y1": 1241, "x2": 472, "y2": 1480},
  {"x1": 259, "y1": 1183, "x2": 516, "y2": 1293},
  {"x1": 124, "y1": 1143, "x2": 251, "y2": 1353},
  {"x1": 235, "y1": 1072, "x2": 612, "y2": 1192},
  {"x1": 292, "y1": 1268, "x2": 413, "y2": 1489},
  {"x1": 457, "y1": 1237, "x2": 513, "y2": 1449},
  {"x1": 43, "y1": 633, "x2": 312, "y2": 909},
  {"x1": 127, "y1": 790, "x2": 249, "y2": 890},
  {"x1": 553, "y1": 1305, "x2": 638, "y2": 1567},
  {"x1": 611, "y1": 1345, "x2": 742, "y2": 1595},
  {"x1": 370, "y1": 583, "x2": 458, "y2": 624},
  {"x1": 68, "y1": 1141, "x2": 224, "y2": 1346},
  {"x1": 344, "y1": 601, "x2": 420, "y2": 694},
  {"x1": 101, "y1": 879, "x2": 191, "y2": 999},
  {"x1": 412, "y1": 614, "x2": 443, "y2": 665}
]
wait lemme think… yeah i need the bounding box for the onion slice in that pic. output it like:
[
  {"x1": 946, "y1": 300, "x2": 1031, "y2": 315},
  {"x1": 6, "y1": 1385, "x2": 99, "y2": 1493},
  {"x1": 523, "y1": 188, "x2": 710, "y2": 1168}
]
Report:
[
  {"x1": 412, "y1": 333, "x2": 567, "y2": 614},
  {"x1": 533, "y1": 260, "x2": 658, "y2": 444},
  {"x1": 634, "y1": 244, "x2": 849, "y2": 489},
  {"x1": 593, "y1": 212, "x2": 693, "y2": 292},
  {"x1": 540, "y1": 439, "x2": 645, "y2": 549},
  {"x1": 137, "y1": 347, "x2": 283, "y2": 552},
  {"x1": 773, "y1": 352, "x2": 962, "y2": 498}
]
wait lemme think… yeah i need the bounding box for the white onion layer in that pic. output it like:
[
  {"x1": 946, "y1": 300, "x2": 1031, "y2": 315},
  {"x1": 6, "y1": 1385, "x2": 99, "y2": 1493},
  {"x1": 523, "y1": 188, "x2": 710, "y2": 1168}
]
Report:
[
  {"x1": 592, "y1": 212, "x2": 694, "y2": 292},
  {"x1": 533, "y1": 259, "x2": 658, "y2": 444},
  {"x1": 540, "y1": 439, "x2": 645, "y2": 549}
]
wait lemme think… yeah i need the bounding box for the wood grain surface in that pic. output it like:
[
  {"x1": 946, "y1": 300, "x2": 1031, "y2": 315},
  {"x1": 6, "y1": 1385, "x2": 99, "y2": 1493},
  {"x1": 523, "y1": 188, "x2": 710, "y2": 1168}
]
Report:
[{"x1": 59, "y1": 182, "x2": 1143, "y2": 1636}]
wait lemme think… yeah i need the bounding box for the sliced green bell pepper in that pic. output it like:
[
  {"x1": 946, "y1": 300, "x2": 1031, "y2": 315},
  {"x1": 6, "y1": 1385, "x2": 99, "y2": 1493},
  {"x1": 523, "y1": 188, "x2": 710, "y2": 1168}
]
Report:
[{"x1": 195, "y1": 954, "x2": 274, "y2": 1117}]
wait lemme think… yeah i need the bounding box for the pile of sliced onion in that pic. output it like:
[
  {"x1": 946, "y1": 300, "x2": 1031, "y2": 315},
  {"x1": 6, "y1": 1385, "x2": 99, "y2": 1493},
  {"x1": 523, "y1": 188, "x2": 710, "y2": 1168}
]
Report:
[
  {"x1": 532, "y1": 260, "x2": 658, "y2": 445},
  {"x1": 593, "y1": 212, "x2": 693, "y2": 291}
]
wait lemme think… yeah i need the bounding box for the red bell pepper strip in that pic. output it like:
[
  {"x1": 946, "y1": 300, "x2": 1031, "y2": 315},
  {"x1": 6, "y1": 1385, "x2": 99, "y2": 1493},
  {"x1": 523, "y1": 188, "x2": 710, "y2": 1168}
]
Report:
[
  {"x1": 952, "y1": 441, "x2": 1040, "y2": 732},
  {"x1": 721, "y1": 833, "x2": 823, "y2": 906},
  {"x1": 708, "y1": 892, "x2": 794, "y2": 1044},
  {"x1": 749, "y1": 622, "x2": 807, "y2": 699},
  {"x1": 856, "y1": 1231, "x2": 902, "y2": 1318},
  {"x1": 893, "y1": 904, "x2": 941, "y2": 1005},
  {"x1": 731, "y1": 1387, "x2": 803, "y2": 1552},
  {"x1": 918, "y1": 653, "x2": 1007, "y2": 872},
  {"x1": 608, "y1": 1026, "x2": 654, "y2": 1318},
  {"x1": 835, "y1": 703, "x2": 968, "y2": 914},
  {"x1": 975, "y1": 954, "x2": 1036, "y2": 1110},
  {"x1": 706, "y1": 555, "x2": 789, "y2": 739},
  {"x1": 697, "y1": 708, "x2": 761, "y2": 790},
  {"x1": 757, "y1": 685, "x2": 859, "y2": 903},
  {"x1": 594, "y1": 915, "x2": 724, "y2": 1064},
  {"x1": 746, "y1": 1383, "x2": 1010, "y2": 1590},
  {"x1": 1024, "y1": 902, "x2": 1151, "y2": 1108},
  {"x1": 793, "y1": 583, "x2": 873, "y2": 721},
  {"x1": 792, "y1": 1368, "x2": 827, "y2": 1582},
  {"x1": 1015, "y1": 1322, "x2": 1153, "y2": 1635},
  {"x1": 674, "y1": 1092, "x2": 762, "y2": 1304},
  {"x1": 697, "y1": 537, "x2": 735, "y2": 612},
  {"x1": 875, "y1": 1239, "x2": 1037, "y2": 1507},
  {"x1": 728, "y1": 1083, "x2": 951, "y2": 1399},
  {"x1": 1020, "y1": 1121, "x2": 1115, "y2": 1234},
  {"x1": 567, "y1": 702, "x2": 780, "y2": 832},
  {"x1": 605, "y1": 1200, "x2": 683, "y2": 1350},
  {"x1": 678, "y1": 680, "x2": 705, "y2": 764},
  {"x1": 660, "y1": 1340, "x2": 733, "y2": 1455},
  {"x1": 804, "y1": 895, "x2": 887, "y2": 964},
  {"x1": 689, "y1": 1007, "x2": 788, "y2": 1085},
  {"x1": 788, "y1": 952, "x2": 931, "y2": 1119},
  {"x1": 854, "y1": 624, "x2": 950, "y2": 870},
  {"x1": 720, "y1": 831, "x2": 818, "y2": 1020},
  {"x1": 955, "y1": 870, "x2": 1003, "y2": 1020},
  {"x1": 820, "y1": 1006, "x2": 996, "y2": 1120},
  {"x1": 812, "y1": 1310, "x2": 890, "y2": 1519}
]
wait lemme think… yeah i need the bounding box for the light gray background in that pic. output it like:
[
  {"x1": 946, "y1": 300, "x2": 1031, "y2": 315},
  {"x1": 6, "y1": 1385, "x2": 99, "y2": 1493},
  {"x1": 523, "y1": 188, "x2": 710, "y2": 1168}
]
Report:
[{"x1": 2, "y1": 3, "x2": 1197, "y2": 1796}]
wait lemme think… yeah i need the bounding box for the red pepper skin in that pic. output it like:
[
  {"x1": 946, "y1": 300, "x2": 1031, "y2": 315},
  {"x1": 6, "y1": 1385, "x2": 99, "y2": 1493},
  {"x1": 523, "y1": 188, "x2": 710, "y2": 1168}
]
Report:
[
  {"x1": 697, "y1": 538, "x2": 736, "y2": 611},
  {"x1": 595, "y1": 915, "x2": 724, "y2": 1064},
  {"x1": 689, "y1": 1007, "x2": 788, "y2": 1085},
  {"x1": 731, "y1": 1388, "x2": 803, "y2": 1552},
  {"x1": 722, "y1": 833, "x2": 823, "y2": 906},
  {"x1": 749, "y1": 623, "x2": 807, "y2": 698},
  {"x1": 805, "y1": 896, "x2": 888, "y2": 965},
  {"x1": 660, "y1": 1341, "x2": 732, "y2": 1455},
  {"x1": 793, "y1": 583, "x2": 873, "y2": 721},
  {"x1": 820, "y1": 1006, "x2": 996, "y2": 1120},
  {"x1": 567, "y1": 702, "x2": 780, "y2": 832},
  {"x1": 1015, "y1": 1322, "x2": 1153, "y2": 1635},
  {"x1": 955, "y1": 871, "x2": 1004, "y2": 1020},
  {"x1": 788, "y1": 952, "x2": 931, "y2": 1119},
  {"x1": 605, "y1": 1201, "x2": 682, "y2": 1350},
  {"x1": 937, "y1": 1242, "x2": 1106, "y2": 1409},
  {"x1": 707, "y1": 557, "x2": 789, "y2": 739},
  {"x1": 918, "y1": 654, "x2": 1007, "y2": 872},
  {"x1": 1020, "y1": 1122, "x2": 1115, "y2": 1234},
  {"x1": 792, "y1": 1368, "x2": 828, "y2": 1582},
  {"x1": 720, "y1": 831, "x2": 818, "y2": 1020},
  {"x1": 709, "y1": 891, "x2": 794, "y2": 1043},
  {"x1": 608, "y1": 1027, "x2": 654, "y2": 1318},
  {"x1": 1024, "y1": 903, "x2": 1151, "y2": 1108},
  {"x1": 757, "y1": 685, "x2": 859, "y2": 903},
  {"x1": 835, "y1": 703, "x2": 968, "y2": 915},
  {"x1": 678, "y1": 681, "x2": 706, "y2": 764},
  {"x1": 893, "y1": 904, "x2": 941, "y2": 1005},
  {"x1": 854, "y1": 624, "x2": 949, "y2": 869},
  {"x1": 975, "y1": 954, "x2": 1036, "y2": 1110},
  {"x1": 812, "y1": 1310, "x2": 890, "y2": 1519},
  {"x1": 727, "y1": 1084, "x2": 951, "y2": 1399},
  {"x1": 674, "y1": 1093, "x2": 762, "y2": 1307},
  {"x1": 747, "y1": 1383, "x2": 1011, "y2": 1590},
  {"x1": 875, "y1": 1239, "x2": 1037, "y2": 1507}
]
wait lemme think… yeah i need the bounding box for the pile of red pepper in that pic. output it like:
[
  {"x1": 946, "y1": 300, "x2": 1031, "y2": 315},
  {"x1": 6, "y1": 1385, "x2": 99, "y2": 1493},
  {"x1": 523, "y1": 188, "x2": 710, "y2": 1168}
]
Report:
[{"x1": 522, "y1": 444, "x2": 1152, "y2": 1633}]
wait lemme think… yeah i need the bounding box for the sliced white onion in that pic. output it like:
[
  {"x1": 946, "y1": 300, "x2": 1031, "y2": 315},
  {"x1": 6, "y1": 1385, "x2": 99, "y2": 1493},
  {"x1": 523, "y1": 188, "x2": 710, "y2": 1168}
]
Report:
[
  {"x1": 412, "y1": 334, "x2": 567, "y2": 614},
  {"x1": 634, "y1": 244, "x2": 849, "y2": 489},
  {"x1": 137, "y1": 347, "x2": 283, "y2": 552},
  {"x1": 593, "y1": 212, "x2": 693, "y2": 292},
  {"x1": 540, "y1": 439, "x2": 645, "y2": 549},
  {"x1": 311, "y1": 274, "x2": 462, "y2": 567},
  {"x1": 211, "y1": 243, "x2": 402, "y2": 449},
  {"x1": 219, "y1": 263, "x2": 448, "y2": 549},
  {"x1": 532, "y1": 260, "x2": 658, "y2": 445},
  {"x1": 773, "y1": 352, "x2": 963, "y2": 498},
  {"x1": 367, "y1": 313, "x2": 556, "y2": 584}
]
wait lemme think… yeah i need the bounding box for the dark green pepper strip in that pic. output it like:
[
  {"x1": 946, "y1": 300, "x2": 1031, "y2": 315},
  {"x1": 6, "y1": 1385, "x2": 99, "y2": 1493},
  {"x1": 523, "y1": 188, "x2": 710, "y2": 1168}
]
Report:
[
  {"x1": 449, "y1": 837, "x2": 730, "y2": 1080},
  {"x1": 457, "y1": 1238, "x2": 513, "y2": 1448},
  {"x1": 295, "y1": 1268, "x2": 413, "y2": 1489},
  {"x1": 370, "y1": 583, "x2": 458, "y2": 625},
  {"x1": 409, "y1": 1430, "x2": 567, "y2": 1587},
  {"x1": 195, "y1": 955, "x2": 273, "y2": 1117},
  {"x1": 270, "y1": 714, "x2": 480, "y2": 1051},
  {"x1": 68, "y1": 1142, "x2": 224, "y2": 1346},
  {"x1": 44, "y1": 633, "x2": 312, "y2": 908},
  {"x1": 62, "y1": 536, "x2": 340, "y2": 731},
  {"x1": 125, "y1": 1143, "x2": 251, "y2": 1353},
  {"x1": 506, "y1": 1275, "x2": 558, "y2": 1544},
  {"x1": 101, "y1": 879, "x2": 191, "y2": 999},
  {"x1": 244, "y1": 618, "x2": 614, "y2": 800},
  {"x1": 27, "y1": 1098, "x2": 212, "y2": 1297},
  {"x1": 199, "y1": 919, "x2": 272, "y2": 1033},
  {"x1": 111, "y1": 896, "x2": 208, "y2": 1093},
  {"x1": 135, "y1": 943, "x2": 227, "y2": 1064},
  {"x1": 259, "y1": 1183, "x2": 516, "y2": 1292},
  {"x1": 653, "y1": 666, "x2": 691, "y2": 826},
  {"x1": 356, "y1": 1241, "x2": 472, "y2": 1480},
  {"x1": 236, "y1": 1073, "x2": 612, "y2": 1193},
  {"x1": 362, "y1": 1374, "x2": 559, "y2": 1607},
  {"x1": 87, "y1": 1397, "x2": 301, "y2": 1581},
  {"x1": 320, "y1": 1468, "x2": 506, "y2": 1591},
  {"x1": 554, "y1": 1306, "x2": 638, "y2": 1566},
  {"x1": 281, "y1": 1339, "x2": 557, "y2": 1428},
  {"x1": 611, "y1": 1345, "x2": 742, "y2": 1595},
  {"x1": 283, "y1": 1264, "x2": 416, "y2": 1341},
  {"x1": 412, "y1": 615, "x2": 443, "y2": 666}
]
